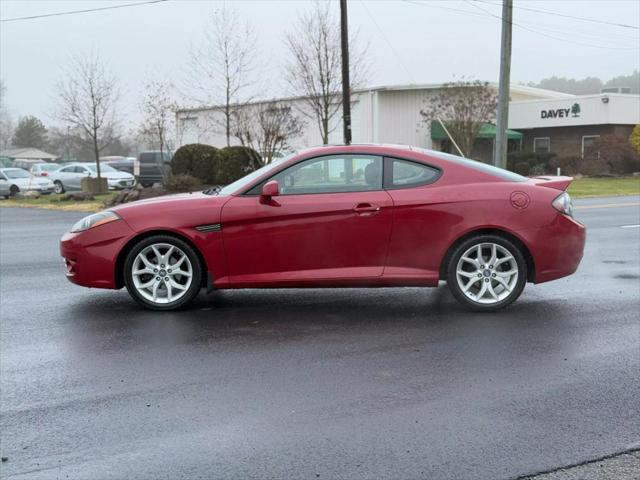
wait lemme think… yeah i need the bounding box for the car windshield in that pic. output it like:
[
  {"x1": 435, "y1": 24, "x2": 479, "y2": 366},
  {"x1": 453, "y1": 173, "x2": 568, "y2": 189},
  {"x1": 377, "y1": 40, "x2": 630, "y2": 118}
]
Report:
[
  {"x1": 424, "y1": 150, "x2": 527, "y2": 182},
  {"x1": 84, "y1": 164, "x2": 117, "y2": 173},
  {"x1": 216, "y1": 154, "x2": 295, "y2": 195},
  {"x1": 3, "y1": 169, "x2": 30, "y2": 179}
]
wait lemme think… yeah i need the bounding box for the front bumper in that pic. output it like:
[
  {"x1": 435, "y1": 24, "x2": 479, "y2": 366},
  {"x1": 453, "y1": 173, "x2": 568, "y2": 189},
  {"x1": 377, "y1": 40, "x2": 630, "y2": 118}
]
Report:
[
  {"x1": 108, "y1": 179, "x2": 136, "y2": 189},
  {"x1": 60, "y1": 219, "x2": 134, "y2": 289},
  {"x1": 27, "y1": 186, "x2": 55, "y2": 194}
]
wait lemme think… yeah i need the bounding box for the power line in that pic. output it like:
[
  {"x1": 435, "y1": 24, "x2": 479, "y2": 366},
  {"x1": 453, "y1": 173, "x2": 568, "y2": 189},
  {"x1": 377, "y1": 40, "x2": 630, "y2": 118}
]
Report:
[
  {"x1": 474, "y1": 0, "x2": 639, "y2": 30},
  {"x1": 361, "y1": 1, "x2": 416, "y2": 83},
  {"x1": 402, "y1": 0, "x2": 638, "y2": 50},
  {"x1": 0, "y1": 0, "x2": 169, "y2": 23},
  {"x1": 463, "y1": 0, "x2": 639, "y2": 51}
]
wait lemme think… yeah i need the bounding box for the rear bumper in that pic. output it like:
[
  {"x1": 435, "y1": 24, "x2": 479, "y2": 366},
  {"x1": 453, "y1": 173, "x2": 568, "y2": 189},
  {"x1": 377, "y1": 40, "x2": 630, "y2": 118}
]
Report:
[
  {"x1": 521, "y1": 214, "x2": 586, "y2": 284},
  {"x1": 60, "y1": 219, "x2": 134, "y2": 289}
]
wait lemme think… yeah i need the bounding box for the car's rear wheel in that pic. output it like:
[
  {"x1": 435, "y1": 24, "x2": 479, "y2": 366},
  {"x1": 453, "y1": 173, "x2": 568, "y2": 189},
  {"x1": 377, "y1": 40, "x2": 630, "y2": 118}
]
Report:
[
  {"x1": 53, "y1": 181, "x2": 64, "y2": 194},
  {"x1": 447, "y1": 235, "x2": 527, "y2": 311},
  {"x1": 124, "y1": 235, "x2": 202, "y2": 310},
  {"x1": 9, "y1": 185, "x2": 19, "y2": 197}
]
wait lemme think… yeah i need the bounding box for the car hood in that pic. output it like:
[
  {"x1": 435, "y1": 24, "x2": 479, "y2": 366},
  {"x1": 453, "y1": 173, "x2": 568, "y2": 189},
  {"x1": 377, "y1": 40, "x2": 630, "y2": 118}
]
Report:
[
  {"x1": 110, "y1": 192, "x2": 230, "y2": 231},
  {"x1": 111, "y1": 191, "x2": 228, "y2": 213}
]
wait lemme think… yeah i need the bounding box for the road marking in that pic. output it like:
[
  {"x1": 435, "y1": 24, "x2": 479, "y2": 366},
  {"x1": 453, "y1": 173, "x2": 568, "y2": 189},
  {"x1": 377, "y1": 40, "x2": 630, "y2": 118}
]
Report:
[
  {"x1": 575, "y1": 202, "x2": 640, "y2": 210},
  {"x1": 620, "y1": 224, "x2": 640, "y2": 229}
]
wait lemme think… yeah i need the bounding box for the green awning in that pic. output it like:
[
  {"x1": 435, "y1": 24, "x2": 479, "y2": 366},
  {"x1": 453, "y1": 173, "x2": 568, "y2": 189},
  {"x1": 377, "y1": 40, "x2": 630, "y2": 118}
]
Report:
[{"x1": 430, "y1": 121, "x2": 523, "y2": 141}]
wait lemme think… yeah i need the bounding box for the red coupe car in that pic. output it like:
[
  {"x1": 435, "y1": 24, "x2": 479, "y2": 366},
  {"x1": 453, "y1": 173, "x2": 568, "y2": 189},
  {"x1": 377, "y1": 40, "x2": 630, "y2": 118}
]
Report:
[{"x1": 60, "y1": 145, "x2": 585, "y2": 311}]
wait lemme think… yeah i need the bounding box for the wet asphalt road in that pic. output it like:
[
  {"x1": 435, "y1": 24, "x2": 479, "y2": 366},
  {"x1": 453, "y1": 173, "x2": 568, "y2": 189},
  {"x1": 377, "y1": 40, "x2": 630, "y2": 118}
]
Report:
[{"x1": 1, "y1": 198, "x2": 639, "y2": 480}]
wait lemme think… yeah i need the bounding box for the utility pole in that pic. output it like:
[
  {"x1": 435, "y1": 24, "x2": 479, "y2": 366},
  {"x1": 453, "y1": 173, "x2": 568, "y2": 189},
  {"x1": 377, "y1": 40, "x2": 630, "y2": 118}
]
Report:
[
  {"x1": 340, "y1": 0, "x2": 352, "y2": 145},
  {"x1": 494, "y1": 0, "x2": 512, "y2": 169}
]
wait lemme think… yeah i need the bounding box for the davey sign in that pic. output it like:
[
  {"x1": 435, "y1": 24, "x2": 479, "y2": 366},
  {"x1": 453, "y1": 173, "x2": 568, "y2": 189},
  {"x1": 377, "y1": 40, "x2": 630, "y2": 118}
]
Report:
[{"x1": 541, "y1": 103, "x2": 581, "y2": 120}]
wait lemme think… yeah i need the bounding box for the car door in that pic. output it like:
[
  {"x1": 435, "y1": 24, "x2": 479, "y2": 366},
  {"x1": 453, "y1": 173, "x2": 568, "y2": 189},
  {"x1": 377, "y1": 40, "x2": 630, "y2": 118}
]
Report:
[
  {"x1": 0, "y1": 172, "x2": 10, "y2": 197},
  {"x1": 381, "y1": 157, "x2": 445, "y2": 281},
  {"x1": 71, "y1": 166, "x2": 90, "y2": 190},
  {"x1": 55, "y1": 166, "x2": 77, "y2": 190},
  {"x1": 220, "y1": 154, "x2": 394, "y2": 286}
]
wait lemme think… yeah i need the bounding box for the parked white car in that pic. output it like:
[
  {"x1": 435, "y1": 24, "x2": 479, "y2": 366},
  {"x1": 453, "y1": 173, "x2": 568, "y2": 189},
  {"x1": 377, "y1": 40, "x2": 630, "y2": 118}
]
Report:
[
  {"x1": 30, "y1": 163, "x2": 63, "y2": 177},
  {"x1": 49, "y1": 162, "x2": 136, "y2": 194},
  {"x1": 0, "y1": 168, "x2": 55, "y2": 197}
]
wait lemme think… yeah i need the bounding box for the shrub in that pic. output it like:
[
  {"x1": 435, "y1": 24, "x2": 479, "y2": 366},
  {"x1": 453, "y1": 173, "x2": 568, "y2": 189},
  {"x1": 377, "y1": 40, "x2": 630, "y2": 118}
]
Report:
[
  {"x1": 217, "y1": 146, "x2": 261, "y2": 184},
  {"x1": 630, "y1": 124, "x2": 640, "y2": 155},
  {"x1": 104, "y1": 186, "x2": 165, "y2": 207},
  {"x1": 581, "y1": 157, "x2": 612, "y2": 176},
  {"x1": 507, "y1": 151, "x2": 556, "y2": 176},
  {"x1": 164, "y1": 174, "x2": 203, "y2": 192},
  {"x1": 550, "y1": 156, "x2": 582, "y2": 176},
  {"x1": 171, "y1": 144, "x2": 219, "y2": 184},
  {"x1": 586, "y1": 134, "x2": 640, "y2": 174}
]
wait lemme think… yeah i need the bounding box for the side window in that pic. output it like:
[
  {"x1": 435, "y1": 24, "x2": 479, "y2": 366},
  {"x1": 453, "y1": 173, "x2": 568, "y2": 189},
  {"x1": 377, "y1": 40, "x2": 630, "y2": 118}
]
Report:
[
  {"x1": 139, "y1": 153, "x2": 153, "y2": 163},
  {"x1": 60, "y1": 167, "x2": 75, "y2": 173},
  {"x1": 385, "y1": 158, "x2": 440, "y2": 189},
  {"x1": 258, "y1": 155, "x2": 383, "y2": 195}
]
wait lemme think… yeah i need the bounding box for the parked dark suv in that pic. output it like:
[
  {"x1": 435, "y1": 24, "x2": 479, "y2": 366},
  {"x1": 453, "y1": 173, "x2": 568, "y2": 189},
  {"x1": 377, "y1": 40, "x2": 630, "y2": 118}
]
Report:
[{"x1": 137, "y1": 151, "x2": 171, "y2": 187}]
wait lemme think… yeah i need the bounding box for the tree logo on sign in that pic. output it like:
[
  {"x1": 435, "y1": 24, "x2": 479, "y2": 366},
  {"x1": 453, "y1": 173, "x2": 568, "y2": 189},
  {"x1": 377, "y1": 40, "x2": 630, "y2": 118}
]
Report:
[{"x1": 571, "y1": 103, "x2": 581, "y2": 117}]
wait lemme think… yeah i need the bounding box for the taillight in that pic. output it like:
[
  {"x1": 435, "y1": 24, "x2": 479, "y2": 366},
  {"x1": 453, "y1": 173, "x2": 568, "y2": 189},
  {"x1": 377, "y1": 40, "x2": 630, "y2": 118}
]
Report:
[
  {"x1": 41, "y1": 172, "x2": 48, "y2": 176},
  {"x1": 552, "y1": 192, "x2": 574, "y2": 218}
]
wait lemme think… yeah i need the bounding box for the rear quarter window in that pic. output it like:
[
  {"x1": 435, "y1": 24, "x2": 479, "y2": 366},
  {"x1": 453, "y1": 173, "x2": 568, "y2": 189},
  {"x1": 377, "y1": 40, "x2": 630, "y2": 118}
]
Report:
[
  {"x1": 426, "y1": 150, "x2": 527, "y2": 182},
  {"x1": 384, "y1": 157, "x2": 441, "y2": 189}
]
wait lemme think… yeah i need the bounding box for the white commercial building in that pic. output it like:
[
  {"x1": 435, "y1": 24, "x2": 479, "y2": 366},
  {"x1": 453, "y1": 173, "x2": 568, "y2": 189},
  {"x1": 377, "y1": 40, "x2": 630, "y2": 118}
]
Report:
[{"x1": 176, "y1": 84, "x2": 638, "y2": 162}]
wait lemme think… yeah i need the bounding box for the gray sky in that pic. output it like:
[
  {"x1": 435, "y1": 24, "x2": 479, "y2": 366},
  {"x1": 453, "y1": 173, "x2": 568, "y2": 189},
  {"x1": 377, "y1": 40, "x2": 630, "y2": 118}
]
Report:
[{"x1": 1, "y1": 0, "x2": 638, "y2": 129}]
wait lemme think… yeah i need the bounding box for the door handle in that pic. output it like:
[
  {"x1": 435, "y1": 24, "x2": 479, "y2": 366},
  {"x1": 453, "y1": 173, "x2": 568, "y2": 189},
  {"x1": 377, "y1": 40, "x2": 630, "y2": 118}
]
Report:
[{"x1": 353, "y1": 203, "x2": 381, "y2": 214}]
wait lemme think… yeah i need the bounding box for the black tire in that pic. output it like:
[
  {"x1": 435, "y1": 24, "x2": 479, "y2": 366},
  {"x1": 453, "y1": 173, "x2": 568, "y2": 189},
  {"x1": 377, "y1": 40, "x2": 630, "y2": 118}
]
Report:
[
  {"x1": 446, "y1": 234, "x2": 527, "y2": 312},
  {"x1": 53, "y1": 181, "x2": 65, "y2": 194},
  {"x1": 123, "y1": 235, "x2": 203, "y2": 311},
  {"x1": 9, "y1": 185, "x2": 19, "y2": 197}
]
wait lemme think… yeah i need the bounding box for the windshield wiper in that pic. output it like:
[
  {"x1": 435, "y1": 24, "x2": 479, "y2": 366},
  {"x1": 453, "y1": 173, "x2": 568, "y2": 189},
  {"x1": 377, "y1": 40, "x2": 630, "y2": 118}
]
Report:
[{"x1": 203, "y1": 185, "x2": 222, "y2": 195}]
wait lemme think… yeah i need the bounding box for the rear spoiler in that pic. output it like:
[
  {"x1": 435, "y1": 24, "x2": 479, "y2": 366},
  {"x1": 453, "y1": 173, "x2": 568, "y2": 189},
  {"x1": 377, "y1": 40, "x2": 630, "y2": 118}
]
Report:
[{"x1": 529, "y1": 176, "x2": 573, "y2": 191}]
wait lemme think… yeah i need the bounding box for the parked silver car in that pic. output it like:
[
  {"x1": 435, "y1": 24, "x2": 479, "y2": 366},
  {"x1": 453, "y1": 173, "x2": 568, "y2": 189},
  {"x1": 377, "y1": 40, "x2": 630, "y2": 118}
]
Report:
[
  {"x1": 0, "y1": 168, "x2": 55, "y2": 197},
  {"x1": 49, "y1": 162, "x2": 136, "y2": 194}
]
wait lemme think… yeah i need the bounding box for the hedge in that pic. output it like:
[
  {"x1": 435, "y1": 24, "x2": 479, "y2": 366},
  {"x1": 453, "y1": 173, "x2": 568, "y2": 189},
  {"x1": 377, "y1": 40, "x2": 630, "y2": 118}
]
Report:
[
  {"x1": 217, "y1": 146, "x2": 261, "y2": 184},
  {"x1": 171, "y1": 144, "x2": 219, "y2": 184}
]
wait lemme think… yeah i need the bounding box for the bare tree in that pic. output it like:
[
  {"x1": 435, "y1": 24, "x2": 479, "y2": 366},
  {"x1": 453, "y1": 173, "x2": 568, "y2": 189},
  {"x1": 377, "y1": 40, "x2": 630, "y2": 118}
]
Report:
[
  {"x1": 187, "y1": 5, "x2": 257, "y2": 147},
  {"x1": 232, "y1": 101, "x2": 305, "y2": 165},
  {"x1": 420, "y1": 79, "x2": 498, "y2": 158},
  {"x1": 55, "y1": 52, "x2": 119, "y2": 178},
  {"x1": 285, "y1": 1, "x2": 368, "y2": 145},
  {"x1": 139, "y1": 79, "x2": 177, "y2": 156},
  {"x1": 0, "y1": 79, "x2": 13, "y2": 150}
]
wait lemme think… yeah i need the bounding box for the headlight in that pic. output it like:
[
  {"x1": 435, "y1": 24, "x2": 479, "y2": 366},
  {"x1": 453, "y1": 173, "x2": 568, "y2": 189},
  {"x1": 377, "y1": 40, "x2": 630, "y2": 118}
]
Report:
[
  {"x1": 70, "y1": 211, "x2": 121, "y2": 233},
  {"x1": 552, "y1": 192, "x2": 574, "y2": 218}
]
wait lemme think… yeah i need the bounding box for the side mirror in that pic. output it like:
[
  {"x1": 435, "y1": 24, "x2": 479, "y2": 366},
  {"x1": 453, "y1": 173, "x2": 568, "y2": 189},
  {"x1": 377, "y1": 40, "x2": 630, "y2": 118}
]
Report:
[{"x1": 260, "y1": 180, "x2": 279, "y2": 201}]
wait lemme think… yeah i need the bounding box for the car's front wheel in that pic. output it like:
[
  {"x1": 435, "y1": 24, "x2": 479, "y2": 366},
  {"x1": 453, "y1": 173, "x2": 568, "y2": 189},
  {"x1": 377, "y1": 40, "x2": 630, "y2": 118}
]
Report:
[
  {"x1": 447, "y1": 235, "x2": 527, "y2": 311},
  {"x1": 9, "y1": 185, "x2": 19, "y2": 197},
  {"x1": 124, "y1": 235, "x2": 202, "y2": 310},
  {"x1": 53, "y1": 181, "x2": 64, "y2": 194}
]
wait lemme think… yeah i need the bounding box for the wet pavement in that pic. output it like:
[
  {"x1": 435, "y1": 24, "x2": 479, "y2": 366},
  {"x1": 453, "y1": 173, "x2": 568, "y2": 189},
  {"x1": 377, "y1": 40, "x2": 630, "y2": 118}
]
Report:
[{"x1": 1, "y1": 197, "x2": 639, "y2": 479}]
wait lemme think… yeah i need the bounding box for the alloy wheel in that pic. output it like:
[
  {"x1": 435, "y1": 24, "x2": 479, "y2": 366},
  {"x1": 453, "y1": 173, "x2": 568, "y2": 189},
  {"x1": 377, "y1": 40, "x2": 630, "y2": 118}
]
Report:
[
  {"x1": 131, "y1": 243, "x2": 193, "y2": 304},
  {"x1": 455, "y1": 242, "x2": 519, "y2": 305}
]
